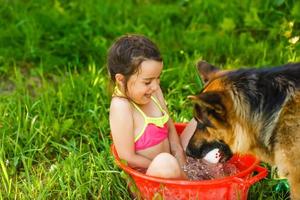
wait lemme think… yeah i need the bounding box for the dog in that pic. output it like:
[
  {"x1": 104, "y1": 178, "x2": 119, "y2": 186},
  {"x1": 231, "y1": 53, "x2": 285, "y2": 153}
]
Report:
[{"x1": 186, "y1": 60, "x2": 300, "y2": 200}]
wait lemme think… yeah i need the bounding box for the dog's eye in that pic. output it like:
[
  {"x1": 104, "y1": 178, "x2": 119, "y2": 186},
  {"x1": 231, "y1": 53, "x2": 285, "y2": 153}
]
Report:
[
  {"x1": 196, "y1": 122, "x2": 206, "y2": 130},
  {"x1": 194, "y1": 105, "x2": 215, "y2": 129},
  {"x1": 194, "y1": 104, "x2": 203, "y2": 120}
]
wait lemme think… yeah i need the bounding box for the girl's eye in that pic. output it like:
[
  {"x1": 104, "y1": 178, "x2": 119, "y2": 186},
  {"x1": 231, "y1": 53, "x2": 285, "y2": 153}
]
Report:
[{"x1": 145, "y1": 81, "x2": 151, "y2": 85}]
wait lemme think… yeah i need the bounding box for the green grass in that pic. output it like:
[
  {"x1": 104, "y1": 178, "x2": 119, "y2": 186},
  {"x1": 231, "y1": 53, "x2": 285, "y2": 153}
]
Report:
[{"x1": 0, "y1": 0, "x2": 299, "y2": 199}]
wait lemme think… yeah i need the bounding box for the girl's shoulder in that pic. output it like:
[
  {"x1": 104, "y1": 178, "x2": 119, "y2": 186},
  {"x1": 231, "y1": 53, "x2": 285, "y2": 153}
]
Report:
[{"x1": 110, "y1": 96, "x2": 133, "y2": 114}]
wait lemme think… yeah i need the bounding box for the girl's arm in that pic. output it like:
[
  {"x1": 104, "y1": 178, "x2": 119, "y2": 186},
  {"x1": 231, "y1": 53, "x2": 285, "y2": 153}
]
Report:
[
  {"x1": 110, "y1": 98, "x2": 152, "y2": 168},
  {"x1": 180, "y1": 118, "x2": 197, "y2": 150},
  {"x1": 154, "y1": 88, "x2": 186, "y2": 167},
  {"x1": 166, "y1": 118, "x2": 186, "y2": 167}
]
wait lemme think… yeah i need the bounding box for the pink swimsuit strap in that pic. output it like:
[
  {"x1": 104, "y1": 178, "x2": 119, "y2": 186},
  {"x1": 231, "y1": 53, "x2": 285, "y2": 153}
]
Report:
[{"x1": 131, "y1": 96, "x2": 169, "y2": 151}]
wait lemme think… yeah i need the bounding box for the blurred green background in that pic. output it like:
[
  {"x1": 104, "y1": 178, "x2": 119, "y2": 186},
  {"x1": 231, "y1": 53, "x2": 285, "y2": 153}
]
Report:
[{"x1": 0, "y1": 0, "x2": 299, "y2": 199}]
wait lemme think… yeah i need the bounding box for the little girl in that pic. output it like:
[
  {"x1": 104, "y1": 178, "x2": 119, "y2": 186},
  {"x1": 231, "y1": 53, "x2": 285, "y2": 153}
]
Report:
[{"x1": 108, "y1": 34, "x2": 190, "y2": 179}]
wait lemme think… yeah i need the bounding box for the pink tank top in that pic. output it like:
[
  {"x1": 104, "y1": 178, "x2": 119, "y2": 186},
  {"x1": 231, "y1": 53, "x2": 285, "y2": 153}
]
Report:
[{"x1": 131, "y1": 96, "x2": 169, "y2": 151}]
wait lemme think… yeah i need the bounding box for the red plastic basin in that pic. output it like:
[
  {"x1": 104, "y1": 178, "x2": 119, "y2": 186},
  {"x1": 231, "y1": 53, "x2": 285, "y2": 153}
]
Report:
[{"x1": 111, "y1": 123, "x2": 268, "y2": 200}]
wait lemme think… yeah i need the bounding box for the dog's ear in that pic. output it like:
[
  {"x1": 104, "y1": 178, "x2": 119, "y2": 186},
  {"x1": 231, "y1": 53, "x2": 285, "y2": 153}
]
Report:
[
  {"x1": 188, "y1": 95, "x2": 212, "y2": 127},
  {"x1": 189, "y1": 92, "x2": 226, "y2": 122},
  {"x1": 196, "y1": 60, "x2": 220, "y2": 84}
]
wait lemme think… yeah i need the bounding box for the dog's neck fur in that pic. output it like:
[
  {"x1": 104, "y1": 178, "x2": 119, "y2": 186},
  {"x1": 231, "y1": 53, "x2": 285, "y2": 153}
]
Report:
[{"x1": 228, "y1": 66, "x2": 299, "y2": 154}]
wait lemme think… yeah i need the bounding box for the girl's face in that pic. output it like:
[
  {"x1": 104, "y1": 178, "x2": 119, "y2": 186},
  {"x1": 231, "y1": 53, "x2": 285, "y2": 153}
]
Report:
[{"x1": 126, "y1": 60, "x2": 163, "y2": 105}]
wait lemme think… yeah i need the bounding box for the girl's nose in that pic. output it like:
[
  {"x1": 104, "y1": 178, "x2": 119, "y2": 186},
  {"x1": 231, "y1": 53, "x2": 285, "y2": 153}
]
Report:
[{"x1": 151, "y1": 79, "x2": 159, "y2": 91}]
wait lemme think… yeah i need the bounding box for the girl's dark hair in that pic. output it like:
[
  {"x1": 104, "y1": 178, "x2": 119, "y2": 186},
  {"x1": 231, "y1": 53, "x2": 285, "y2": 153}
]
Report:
[{"x1": 107, "y1": 34, "x2": 163, "y2": 85}]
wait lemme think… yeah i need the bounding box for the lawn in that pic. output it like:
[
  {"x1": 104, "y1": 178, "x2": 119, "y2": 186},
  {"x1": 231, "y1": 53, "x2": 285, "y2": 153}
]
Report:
[{"x1": 0, "y1": 0, "x2": 299, "y2": 199}]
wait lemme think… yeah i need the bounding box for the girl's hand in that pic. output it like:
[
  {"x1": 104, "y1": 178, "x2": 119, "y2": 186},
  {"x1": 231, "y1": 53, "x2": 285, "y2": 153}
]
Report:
[{"x1": 171, "y1": 139, "x2": 187, "y2": 167}]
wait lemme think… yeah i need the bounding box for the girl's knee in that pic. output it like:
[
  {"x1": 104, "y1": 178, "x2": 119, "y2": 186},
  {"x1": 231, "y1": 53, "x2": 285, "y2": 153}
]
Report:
[{"x1": 146, "y1": 153, "x2": 182, "y2": 179}]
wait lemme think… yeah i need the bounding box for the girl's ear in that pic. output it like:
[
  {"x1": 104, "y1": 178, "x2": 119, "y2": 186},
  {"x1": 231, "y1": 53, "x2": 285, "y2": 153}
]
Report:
[{"x1": 115, "y1": 73, "x2": 125, "y2": 86}]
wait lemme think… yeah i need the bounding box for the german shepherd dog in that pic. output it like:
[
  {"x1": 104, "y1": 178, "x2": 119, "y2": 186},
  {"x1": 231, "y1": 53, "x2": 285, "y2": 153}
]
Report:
[{"x1": 186, "y1": 61, "x2": 300, "y2": 199}]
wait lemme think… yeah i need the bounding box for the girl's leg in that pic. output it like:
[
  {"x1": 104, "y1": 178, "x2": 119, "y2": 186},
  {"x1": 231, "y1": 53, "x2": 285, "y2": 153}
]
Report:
[
  {"x1": 180, "y1": 118, "x2": 197, "y2": 151},
  {"x1": 146, "y1": 152, "x2": 185, "y2": 179}
]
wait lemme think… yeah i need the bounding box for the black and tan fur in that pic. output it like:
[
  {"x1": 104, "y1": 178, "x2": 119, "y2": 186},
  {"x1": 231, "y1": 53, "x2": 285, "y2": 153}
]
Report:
[{"x1": 186, "y1": 61, "x2": 300, "y2": 200}]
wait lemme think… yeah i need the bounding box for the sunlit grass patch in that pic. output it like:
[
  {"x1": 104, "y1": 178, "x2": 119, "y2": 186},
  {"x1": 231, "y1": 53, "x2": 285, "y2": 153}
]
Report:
[{"x1": 0, "y1": 0, "x2": 299, "y2": 199}]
